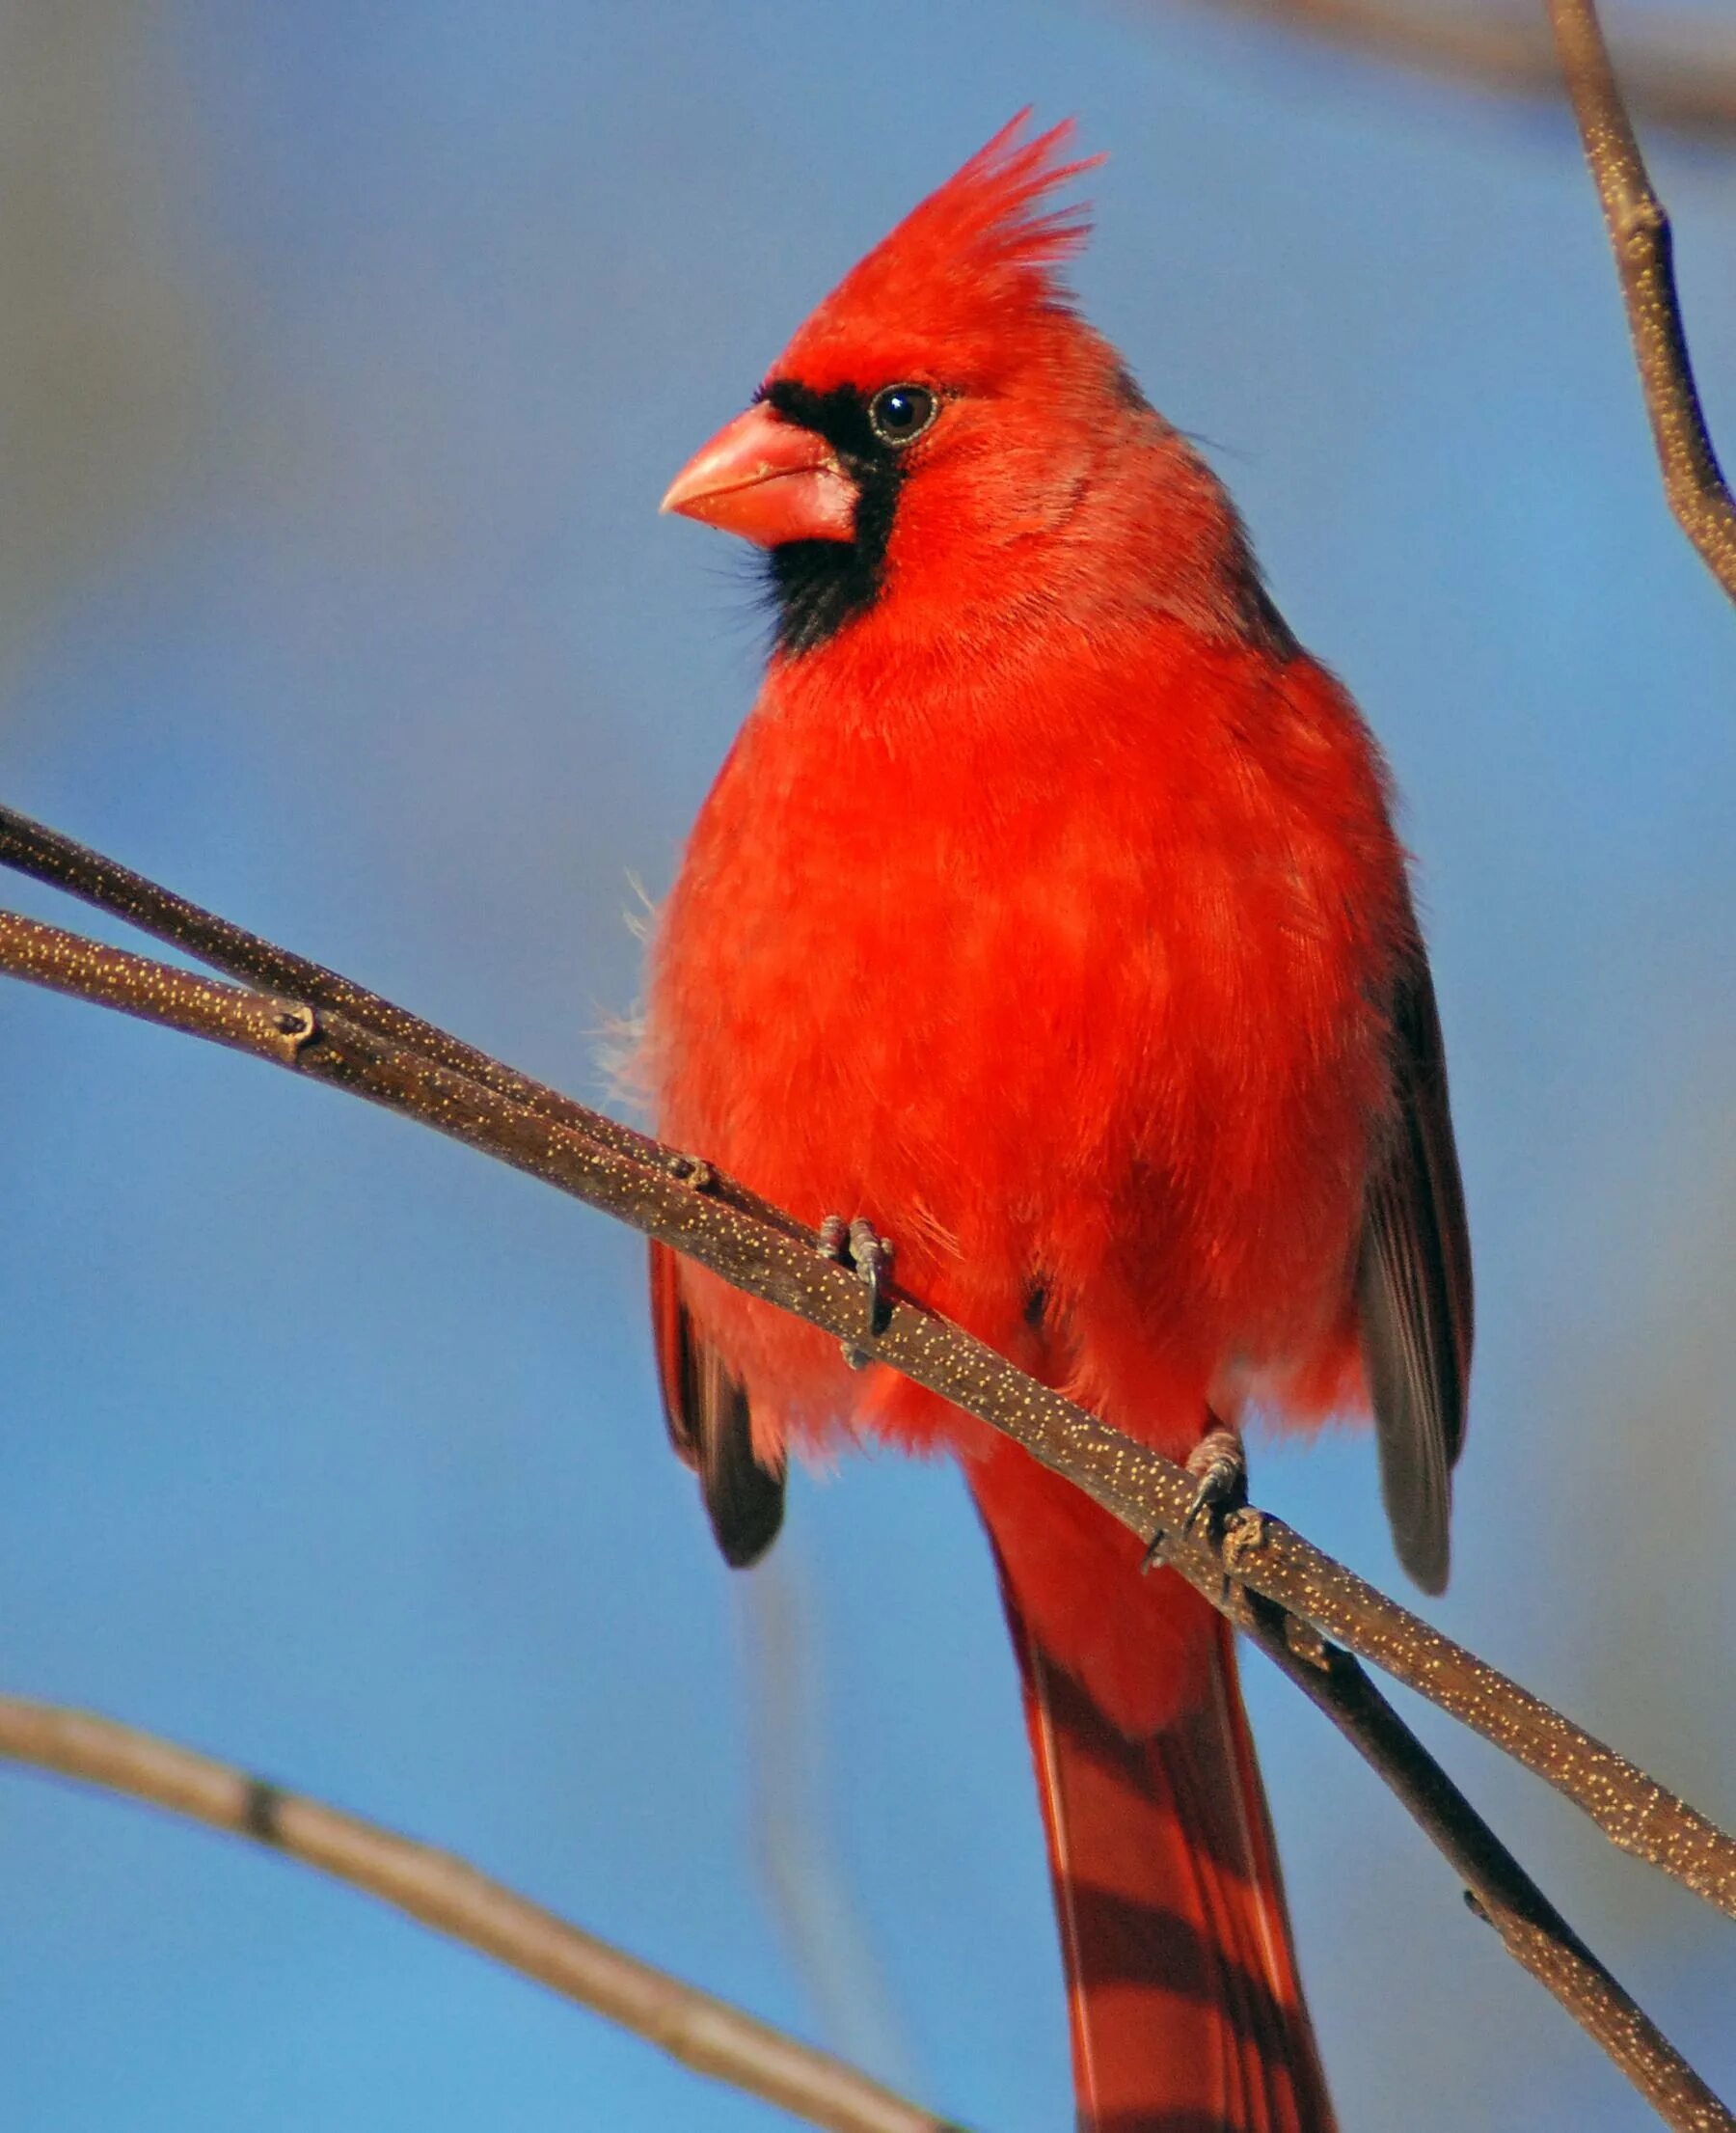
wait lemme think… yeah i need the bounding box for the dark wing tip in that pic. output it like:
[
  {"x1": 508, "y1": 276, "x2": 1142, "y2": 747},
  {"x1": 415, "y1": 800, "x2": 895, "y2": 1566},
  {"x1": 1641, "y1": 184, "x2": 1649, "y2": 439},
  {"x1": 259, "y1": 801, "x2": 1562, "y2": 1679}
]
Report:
[
  {"x1": 649, "y1": 1240, "x2": 786, "y2": 1569},
  {"x1": 1359, "y1": 950, "x2": 1474, "y2": 1597},
  {"x1": 698, "y1": 1382, "x2": 786, "y2": 1568},
  {"x1": 1387, "y1": 1393, "x2": 1452, "y2": 1595},
  {"x1": 1406, "y1": 1541, "x2": 1451, "y2": 1599}
]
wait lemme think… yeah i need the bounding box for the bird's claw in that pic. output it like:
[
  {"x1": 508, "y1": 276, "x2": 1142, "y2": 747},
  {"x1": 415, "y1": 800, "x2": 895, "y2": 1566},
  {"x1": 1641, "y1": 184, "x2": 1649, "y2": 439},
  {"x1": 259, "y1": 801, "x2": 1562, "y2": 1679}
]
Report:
[
  {"x1": 665, "y1": 1151, "x2": 716, "y2": 1190},
  {"x1": 1183, "y1": 1426, "x2": 1247, "y2": 1534},
  {"x1": 1140, "y1": 1425, "x2": 1247, "y2": 1572},
  {"x1": 847, "y1": 1219, "x2": 894, "y2": 1334},
  {"x1": 818, "y1": 1214, "x2": 896, "y2": 1366}
]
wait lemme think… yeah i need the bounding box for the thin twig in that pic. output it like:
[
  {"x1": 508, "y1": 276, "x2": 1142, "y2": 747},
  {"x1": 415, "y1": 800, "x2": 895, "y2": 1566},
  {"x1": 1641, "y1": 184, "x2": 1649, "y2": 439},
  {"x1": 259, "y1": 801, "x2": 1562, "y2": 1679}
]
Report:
[
  {"x1": 1168, "y1": 0, "x2": 1736, "y2": 141},
  {"x1": 0, "y1": 806, "x2": 810, "y2": 1243},
  {"x1": 2, "y1": 884, "x2": 1733, "y2": 2128},
  {"x1": 1548, "y1": 0, "x2": 1736, "y2": 601},
  {"x1": 3, "y1": 822, "x2": 1731, "y2": 1918},
  {"x1": 1225, "y1": 1594, "x2": 1734, "y2": 2133},
  {"x1": 0, "y1": 1696, "x2": 963, "y2": 2133}
]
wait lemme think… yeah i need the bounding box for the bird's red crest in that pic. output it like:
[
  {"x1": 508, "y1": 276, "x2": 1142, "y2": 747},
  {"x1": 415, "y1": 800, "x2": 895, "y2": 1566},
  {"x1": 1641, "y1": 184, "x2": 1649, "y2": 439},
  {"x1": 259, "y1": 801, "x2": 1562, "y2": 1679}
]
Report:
[{"x1": 774, "y1": 113, "x2": 1101, "y2": 387}]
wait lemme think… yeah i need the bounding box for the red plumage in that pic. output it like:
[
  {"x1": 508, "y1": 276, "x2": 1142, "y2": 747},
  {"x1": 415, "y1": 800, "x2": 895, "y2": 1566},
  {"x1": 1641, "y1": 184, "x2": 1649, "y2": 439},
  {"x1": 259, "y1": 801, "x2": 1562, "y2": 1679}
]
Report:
[{"x1": 646, "y1": 116, "x2": 1470, "y2": 2132}]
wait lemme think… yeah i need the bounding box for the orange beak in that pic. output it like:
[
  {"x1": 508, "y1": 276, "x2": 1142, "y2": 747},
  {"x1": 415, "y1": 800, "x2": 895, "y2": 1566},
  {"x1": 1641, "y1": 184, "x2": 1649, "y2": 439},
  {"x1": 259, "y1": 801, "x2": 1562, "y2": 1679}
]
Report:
[{"x1": 661, "y1": 402, "x2": 856, "y2": 546}]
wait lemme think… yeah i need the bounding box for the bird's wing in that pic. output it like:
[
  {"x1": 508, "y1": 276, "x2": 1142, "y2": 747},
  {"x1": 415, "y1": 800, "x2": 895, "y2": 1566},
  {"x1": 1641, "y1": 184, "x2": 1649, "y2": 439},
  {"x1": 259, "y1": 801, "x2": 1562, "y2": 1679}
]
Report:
[
  {"x1": 1356, "y1": 945, "x2": 1474, "y2": 1595},
  {"x1": 649, "y1": 1239, "x2": 784, "y2": 1567}
]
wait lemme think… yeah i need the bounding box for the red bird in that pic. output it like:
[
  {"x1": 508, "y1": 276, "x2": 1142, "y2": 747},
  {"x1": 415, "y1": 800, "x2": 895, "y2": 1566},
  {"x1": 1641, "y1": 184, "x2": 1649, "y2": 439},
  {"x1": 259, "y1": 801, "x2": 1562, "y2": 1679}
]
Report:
[{"x1": 646, "y1": 118, "x2": 1470, "y2": 2133}]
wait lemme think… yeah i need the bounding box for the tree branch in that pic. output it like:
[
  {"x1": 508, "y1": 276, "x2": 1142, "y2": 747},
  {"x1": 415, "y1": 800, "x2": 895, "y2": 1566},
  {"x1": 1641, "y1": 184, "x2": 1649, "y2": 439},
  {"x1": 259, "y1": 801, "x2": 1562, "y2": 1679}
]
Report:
[
  {"x1": 1164, "y1": 0, "x2": 1736, "y2": 142},
  {"x1": 1227, "y1": 1596, "x2": 1733, "y2": 2133},
  {"x1": 3, "y1": 808, "x2": 1731, "y2": 1918},
  {"x1": 0, "y1": 806, "x2": 814, "y2": 1238},
  {"x1": 0, "y1": 1695, "x2": 963, "y2": 2133},
  {"x1": 1548, "y1": 0, "x2": 1736, "y2": 601},
  {"x1": 2, "y1": 817, "x2": 1734, "y2": 2124}
]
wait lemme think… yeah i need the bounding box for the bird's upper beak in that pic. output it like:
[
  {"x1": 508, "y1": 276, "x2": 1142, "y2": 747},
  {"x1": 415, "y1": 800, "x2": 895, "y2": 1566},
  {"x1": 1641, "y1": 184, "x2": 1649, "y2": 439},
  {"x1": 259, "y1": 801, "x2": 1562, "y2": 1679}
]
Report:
[{"x1": 660, "y1": 402, "x2": 856, "y2": 546}]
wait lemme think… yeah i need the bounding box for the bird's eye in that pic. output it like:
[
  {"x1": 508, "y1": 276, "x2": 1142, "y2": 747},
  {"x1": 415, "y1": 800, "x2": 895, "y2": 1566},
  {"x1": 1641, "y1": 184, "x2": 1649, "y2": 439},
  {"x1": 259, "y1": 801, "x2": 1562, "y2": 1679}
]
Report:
[{"x1": 868, "y1": 384, "x2": 937, "y2": 448}]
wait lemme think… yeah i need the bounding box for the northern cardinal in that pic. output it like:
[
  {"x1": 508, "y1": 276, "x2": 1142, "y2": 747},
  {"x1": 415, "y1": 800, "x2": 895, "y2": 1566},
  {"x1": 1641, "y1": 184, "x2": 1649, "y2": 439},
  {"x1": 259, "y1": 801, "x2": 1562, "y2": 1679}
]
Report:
[{"x1": 645, "y1": 117, "x2": 1471, "y2": 2133}]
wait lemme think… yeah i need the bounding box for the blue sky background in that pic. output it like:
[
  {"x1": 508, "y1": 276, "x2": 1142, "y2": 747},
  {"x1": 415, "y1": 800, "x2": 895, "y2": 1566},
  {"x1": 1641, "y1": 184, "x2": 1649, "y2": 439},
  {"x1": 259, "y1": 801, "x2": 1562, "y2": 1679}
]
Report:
[{"x1": 0, "y1": 5, "x2": 1732, "y2": 2128}]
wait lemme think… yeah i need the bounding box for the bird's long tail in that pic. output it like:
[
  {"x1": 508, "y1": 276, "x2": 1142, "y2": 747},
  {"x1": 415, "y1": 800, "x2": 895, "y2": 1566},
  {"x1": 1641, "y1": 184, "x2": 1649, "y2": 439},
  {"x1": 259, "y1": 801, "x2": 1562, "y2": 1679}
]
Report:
[{"x1": 981, "y1": 1505, "x2": 1337, "y2": 2133}]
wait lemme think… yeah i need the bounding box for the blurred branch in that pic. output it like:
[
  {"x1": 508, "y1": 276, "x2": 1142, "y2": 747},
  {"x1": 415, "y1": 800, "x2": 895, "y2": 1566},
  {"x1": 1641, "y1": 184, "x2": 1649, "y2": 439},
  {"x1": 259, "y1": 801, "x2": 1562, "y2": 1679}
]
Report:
[
  {"x1": 1170, "y1": 0, "x2": 1736, "y2": 140},
  {"x1": 0, "y1": 1695, "x2": 961, "y2": 2133},
  {"x1": 0, "y1": 8, "x2": 212, "y2": 678},
  {"x1": 1548, "y1": 0, "x2": 1736, "y2": 601},
  {"x1": 2, "y1": 815, "x2": 1735, "y2": 2126},
  {"x1": 742, "y1": 1566, "x2": 912, "y2": 2084}
]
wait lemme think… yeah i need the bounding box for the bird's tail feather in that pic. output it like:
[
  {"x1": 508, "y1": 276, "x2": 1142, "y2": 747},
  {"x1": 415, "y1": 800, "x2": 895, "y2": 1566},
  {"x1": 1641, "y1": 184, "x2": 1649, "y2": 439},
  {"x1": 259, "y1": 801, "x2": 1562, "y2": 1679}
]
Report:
[{"x1": 990, "y1": 1544, "x2": 1336, "y2": 2133}]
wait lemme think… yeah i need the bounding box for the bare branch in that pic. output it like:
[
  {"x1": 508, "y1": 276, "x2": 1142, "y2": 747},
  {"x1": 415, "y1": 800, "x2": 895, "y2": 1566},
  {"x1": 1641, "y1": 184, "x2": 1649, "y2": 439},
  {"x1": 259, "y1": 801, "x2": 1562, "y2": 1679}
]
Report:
[
  {"x1": 1548, "y1": 0, "x2": 1736, "y2": 600},
  {"x1": 3, "y1": 842, "x2": 1734, "y2": 2123},
  {"x1": 1166, "y1": 0, "x2": 1736, "y2": 141},
  {"x1": 3, "y1": 828, "x2": 1731, "y2": 1921},
  {"x1": 0, "y1": 1695, "x2": 963, "y2": 2133},
  {"x1": 1227, "y1": 1597, "x2": 1735, "y2": 2133},
  {"x1": 0, "y1": 804, "x2": 808, "y2": 1238}
]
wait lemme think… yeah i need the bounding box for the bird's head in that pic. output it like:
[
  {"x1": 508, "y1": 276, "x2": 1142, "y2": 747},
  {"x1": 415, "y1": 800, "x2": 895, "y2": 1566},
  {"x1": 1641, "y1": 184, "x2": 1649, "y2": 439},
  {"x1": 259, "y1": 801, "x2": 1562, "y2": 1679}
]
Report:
[{"x1": 662, "y1": 115, "x2": 1229, "y2": 662}]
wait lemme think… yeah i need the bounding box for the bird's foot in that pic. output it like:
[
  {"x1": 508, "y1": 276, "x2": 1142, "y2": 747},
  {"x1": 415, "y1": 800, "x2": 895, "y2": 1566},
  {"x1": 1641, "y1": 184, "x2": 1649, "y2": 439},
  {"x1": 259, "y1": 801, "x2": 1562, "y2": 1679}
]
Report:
[
  {"x1": 1182, "y1": 1426, "x2": 1247, "y2": 1537},
  {"x1": 664, "y1": 1151, "x2": 717, "y2": 1190},
  {"x1": 818, "y1": 1215, "x2": 896, "y2": 1367},
  {"x1": 1140, "y1": 1424, "x2": 1247, "y2": 1572}
]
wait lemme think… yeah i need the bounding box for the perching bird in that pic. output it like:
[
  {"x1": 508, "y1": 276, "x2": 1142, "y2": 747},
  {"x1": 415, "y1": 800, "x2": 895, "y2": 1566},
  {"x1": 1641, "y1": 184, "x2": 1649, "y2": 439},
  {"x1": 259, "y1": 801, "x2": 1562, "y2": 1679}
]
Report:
[{"x1": 644, "y1": 117, "x2": 1471, "y2": 2133}]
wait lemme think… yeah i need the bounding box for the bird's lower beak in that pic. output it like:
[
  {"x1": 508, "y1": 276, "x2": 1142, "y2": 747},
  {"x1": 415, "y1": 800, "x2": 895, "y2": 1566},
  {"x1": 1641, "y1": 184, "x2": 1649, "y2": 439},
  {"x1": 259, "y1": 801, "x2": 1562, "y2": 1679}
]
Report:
[{"x1": 661, "y1": 403, "x2": 856, "y2": 546}]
